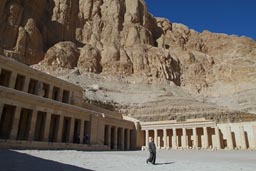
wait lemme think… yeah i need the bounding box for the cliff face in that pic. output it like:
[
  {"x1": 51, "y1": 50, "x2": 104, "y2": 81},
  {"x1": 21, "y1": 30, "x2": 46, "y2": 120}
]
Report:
[{"x1": 1, "y1": 0, "x2": 256, "y2": 117}]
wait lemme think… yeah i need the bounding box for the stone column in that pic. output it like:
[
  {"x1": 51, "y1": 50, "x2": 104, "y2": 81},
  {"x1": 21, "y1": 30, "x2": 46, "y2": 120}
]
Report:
[
  {"x1": 57, "y1": 115, "x2": 64, "y2": 142},
  {"x1": 172, "y1": 128, "x2": 177, "y2": 149},
  {"x1": 167, "y1": 136, "x2": 170, "y2": 149},
  {"x1": 121, "y1": 128, "x2": 125, "y2": 150},
  {"x1": 79, "y1": 120, "x2": 85, "y2": 144},
  {"x1": 23, "y1": 77, "x2": 30, "y2": 92},
  {"x1": 214, "y1": 127, "x2": 221, "y2": 150},
  {"x1": 10, "y1": 107, "x2": 21, "y2": 140},
  {"x1": 59, "y1": 88, "x2": 63, "y2": 102},
  {"x1": 203, "y1": 127, "x2": 209, "y2": 149},
  {"x1": 145, "y1": 130, "x2": 149, "y2": 147},
  {"x1": 192, "y1": 128, "x2": 198, "y2": 149},
  {"x1": 182, "y1": 128, "x2": 187, "y2": 149},
  {"x1": 28, "y1": 109, "x2": 38, "y2": 141},
  {"x1": 226, "y1": 125, "x2": 233, "y2": 150},
  {"x1": 252, "y1": 126, "x2": 256, "y2": 149},
  {"x1": 239, "y1": 126, "x2": 247, "y2": 149},
  {"x1": 9, "y1": 72, "x2": 17, "y2": 89},
  {"x1": 48, "y1": 85, "x2": 53, "y2": 99},
  {"x1": 127, "y1": 129, "x2": 130, "y2": 150},
  {"x1": 163, "y1": 129, "x2": 167, "y2": 149},
  {"x1": 0, "y1": 103, "x2": 4, "y2": 122},
  {"x1": 69, "y1": 118, "x2": 75, "y2": 143},
  {"x1": 43, "y1": 112, "x2": 51, "y2": 142},
  {"x1": 107, "y1": 126, "x2": 111, "y2": 147},
  {"x1": 154, "y1": 129, "x2": 158, "y2": 147},
  {"x1": 114, "y1": 127, "x2": 118, "y2": 150},
  {"x1": 68, "y1": 91, "x2": 72, "y2": 104}
]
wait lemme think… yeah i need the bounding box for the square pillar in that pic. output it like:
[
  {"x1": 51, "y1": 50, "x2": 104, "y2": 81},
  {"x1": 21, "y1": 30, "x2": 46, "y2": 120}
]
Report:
[
  {"x1": 203, "y1": 127, "x2": 209, "y2": 149},
  {"x1": 192, "y1": 128, "x2": 198, "y2": 149},
  {"x1": 253, "y1": 126, "x2": 256, "y2": 149},
  {"x1": 182, "y1": 128, "x2": 187, "y2": 149},
  {"x1": 145, "y1": 129, "x2": 149, "y2": 147},
  {"x1": 79, "y1": 120, "x2": 85, "y2": 144},
  {"x1": 57, "y1": 115, "x2": 64, "y2": 142},
  {"x1": 9, "y1": 72, "x2": 17, "y2": 89},
  {"x1": 163, "y1": 129, "x2": 167, "y2": 149},
  {"x1": 0, "y1": 103, "x2": 4, "y2": 122},
  {"x1": 23, "y1": 77, "x2": 30, "y2": 92},
  {"x1": 154, "y1": 129, "x2": 158, "y2": 147},
  {"x1": 239, "y1": 126, "x2": 247, "y2": 149},
  {"x1": 59, "y1": 88, "x2": 63, "y2": 101},
  {"x1": 214, "y1": 127, "x2": 221, "y2": 150},
  {"x1": 10, "y1": 107, "x2": 21, "y2": 140},
  {"x1": 172, "y1": 128, "x2": 177, "y2": 149},
  {"x1": 114, "y1": 127, "x2": 118, "y2": 150},
  {"x1": 127, "y1": 129, "x2": 130, "y2": 150},
  {"x1": 121, "y1": 128, "x2": 125, "y2": 150},
  {"x1": 48, "y1": 85, "x2": 53, "y2": 99},
  {"x1": 28, "y1": 110, "x2": 38, "y2": 141},
  {"x1": 43, "y1": 112, "x2": 51, "y2": 142},
  {"x1": 69, "y1": 118, "x2": 75, "y2": 143},
  {"x1": 227, "y1": 125, "x2": 233, "y2": 150},
  {"x1": 167, "y1": 136, "x2": 170, "y2": 149},
  {"x1": 106, "y1": 125, "x2": 111, "y2": 147}
]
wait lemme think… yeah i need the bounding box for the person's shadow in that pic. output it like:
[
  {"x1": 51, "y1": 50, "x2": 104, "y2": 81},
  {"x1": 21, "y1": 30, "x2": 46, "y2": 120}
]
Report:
[{"x1": 155, "y1": 162, "x2": 175, "y2": 165}]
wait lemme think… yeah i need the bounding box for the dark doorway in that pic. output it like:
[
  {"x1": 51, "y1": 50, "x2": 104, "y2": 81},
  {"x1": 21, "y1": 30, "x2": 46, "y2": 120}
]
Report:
[
  {"x1": 17, "y1": 108, "x2": 32, "y2": 140},
  {"x1": 34, "y1": 111, "x2": 46, "y2": 141},
  {"x1": 0, "y1": 105, "x2": 16, "y2": 139}
]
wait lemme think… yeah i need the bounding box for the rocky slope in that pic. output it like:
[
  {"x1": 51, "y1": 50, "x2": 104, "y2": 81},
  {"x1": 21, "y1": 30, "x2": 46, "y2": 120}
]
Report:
[{"x1": 1, "y1": 0, "x2": 256, "y2": 121}]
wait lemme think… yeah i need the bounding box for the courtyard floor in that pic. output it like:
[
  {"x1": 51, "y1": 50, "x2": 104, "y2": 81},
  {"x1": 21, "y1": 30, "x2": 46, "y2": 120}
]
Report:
[{"x1": 0, "y1": 149, "x2": 255, "y2": 171}]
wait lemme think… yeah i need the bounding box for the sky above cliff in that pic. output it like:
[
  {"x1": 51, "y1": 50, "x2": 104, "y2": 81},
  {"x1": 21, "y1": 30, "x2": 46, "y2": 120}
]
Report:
[{"x1": 145, "y1": 0, "x2": 256, "y2": 41}]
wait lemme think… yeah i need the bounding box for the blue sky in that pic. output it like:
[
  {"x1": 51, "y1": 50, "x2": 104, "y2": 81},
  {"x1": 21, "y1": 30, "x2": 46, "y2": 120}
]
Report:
[{"x1": 144, "y1": 0, "x2": 256, "y2": 41}]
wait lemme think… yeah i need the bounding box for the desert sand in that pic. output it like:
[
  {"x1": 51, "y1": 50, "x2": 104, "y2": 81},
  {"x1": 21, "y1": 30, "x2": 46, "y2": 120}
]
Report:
[{"x1": 1, "y1": 150, "x2": 255, "y2": 171}]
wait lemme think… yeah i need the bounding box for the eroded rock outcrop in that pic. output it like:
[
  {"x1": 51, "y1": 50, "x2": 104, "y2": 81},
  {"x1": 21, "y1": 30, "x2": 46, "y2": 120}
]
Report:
[
  {"x1": 1, "y1": 0, "x2": 256, "y2": 119},
  {"x1": 41, "y1": 41, "x2": 79, "y2": 69}
]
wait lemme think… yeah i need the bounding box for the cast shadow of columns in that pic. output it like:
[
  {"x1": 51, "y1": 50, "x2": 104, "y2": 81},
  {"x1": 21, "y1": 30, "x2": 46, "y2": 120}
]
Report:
[{"x1": 0, "y1": 150, "x2": 93, "y2": 171}]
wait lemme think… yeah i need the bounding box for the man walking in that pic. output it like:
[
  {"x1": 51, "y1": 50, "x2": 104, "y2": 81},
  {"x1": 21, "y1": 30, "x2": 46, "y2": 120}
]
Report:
[{"x1": 146, "y1": 137, "x2": 156, "y2": 165}]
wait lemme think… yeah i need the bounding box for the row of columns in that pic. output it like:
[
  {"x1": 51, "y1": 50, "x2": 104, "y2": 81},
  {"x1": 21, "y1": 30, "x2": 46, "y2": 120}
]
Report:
[
  {"x1": 105, "y1": 125, "x2": 131, "y2": 150},
  {"x1": 0, "y1": 68, "x2": 71, "y2": 104},
  {"x1": 144, "y1": 125, "x2": 256, "y2": 150},
  {"x1": 145, "y1": 127, "x2": 221, "y2": 149},
  {"x1": 0, "y1": 104, "x2": 86, "y2": 144}
]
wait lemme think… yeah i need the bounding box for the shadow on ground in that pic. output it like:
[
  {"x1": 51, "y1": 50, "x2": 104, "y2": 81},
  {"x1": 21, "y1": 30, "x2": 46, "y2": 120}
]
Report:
[
  {"x1": 155, "y1": 162, "x2": 175, "y2": 165},
  {"x1": 0, "y1": 150, "x2": 92, "y2": 171}
]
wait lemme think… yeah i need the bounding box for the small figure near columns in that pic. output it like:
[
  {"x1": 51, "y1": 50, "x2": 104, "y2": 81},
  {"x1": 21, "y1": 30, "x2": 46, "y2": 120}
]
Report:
[{"x1": 146, "y1": 137, "x2": 156, "y2": 165}]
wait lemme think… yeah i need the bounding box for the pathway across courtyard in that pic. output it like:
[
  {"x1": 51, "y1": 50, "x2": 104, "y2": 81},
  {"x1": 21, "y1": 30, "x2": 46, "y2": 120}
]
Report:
[{"x1": 0, "y1": 149, "x2": 255, "y2": 171}]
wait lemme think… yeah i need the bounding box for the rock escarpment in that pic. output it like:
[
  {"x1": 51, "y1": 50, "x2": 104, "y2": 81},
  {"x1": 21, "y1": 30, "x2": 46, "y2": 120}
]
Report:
[{"x1": 1, "y1": 0, "x2": 256, "y2": 120}]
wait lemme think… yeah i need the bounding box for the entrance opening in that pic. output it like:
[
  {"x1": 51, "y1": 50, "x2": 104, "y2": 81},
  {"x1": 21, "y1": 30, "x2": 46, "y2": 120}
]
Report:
[
  {"x1": 49, "y1": 115, "x2": 60, "y2": 142},
  {"x1": 62, "y1": 117, "x2": 71, "y2": 143},
  {"x1": 0, "y1": 105, "x2": 15, "y2": 139},
  {"x1": 14, "y1": 74, "x2": 25, "y2": 91},
  {"x1": 73, "y1": 119, "x2": 81, "y2": 143},
  {"x1": 0, "y1": 69, "x2": 12, "y2": 87},
  {"x1": 34, "y1": 111, "x2": 46, "y2": 141},
  {"x1": 17, "y1": 108, "x2": 32, "y2": 140}
]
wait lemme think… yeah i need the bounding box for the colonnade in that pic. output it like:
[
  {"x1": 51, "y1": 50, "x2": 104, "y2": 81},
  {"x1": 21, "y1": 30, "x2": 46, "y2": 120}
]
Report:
[
  {"x1": 145, "y1": 127, "x2": 220, "y2": 149},
  {"x1": 104, "y1": 125, "x2": 131, "y2": 150},
  {"x1": 144, "y1": 124, "x2": 256, "y2": 150},
  {"x1": 144, "y1": 127, "x2": 221, "y2": 150},
  {"x1": 0, "y1": 56, "x2": 134, "y2": 150},
  {"x1": 0, "y1": 104, "x2": 91, "y2": 145}
]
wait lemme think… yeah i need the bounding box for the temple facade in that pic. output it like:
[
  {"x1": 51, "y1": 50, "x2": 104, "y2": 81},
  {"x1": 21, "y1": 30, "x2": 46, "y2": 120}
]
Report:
[
  {"x1": 138, "y1": 119, "x2": 256, "y2": 150},
  {"x1": 0, "y1": 55, "x2": 135, "y2": 150},
  {"x1": 1, "y1": 55, "x2": 256, "y2": 151}
]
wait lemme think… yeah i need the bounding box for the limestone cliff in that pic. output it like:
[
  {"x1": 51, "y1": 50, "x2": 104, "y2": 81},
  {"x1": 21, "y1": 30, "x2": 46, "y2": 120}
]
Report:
[{"x1": 1, "y1": 0, "x2": 256, "y2": 121}]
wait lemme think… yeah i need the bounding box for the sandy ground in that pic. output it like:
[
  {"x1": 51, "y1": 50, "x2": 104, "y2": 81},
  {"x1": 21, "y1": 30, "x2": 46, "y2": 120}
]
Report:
[{"x1": 1, "y1": 150, "x2": 256, "y2": 171}]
